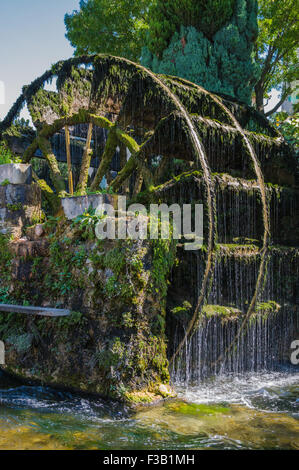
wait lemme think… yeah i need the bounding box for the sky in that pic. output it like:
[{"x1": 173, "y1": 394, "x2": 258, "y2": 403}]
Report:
[
  {"x1": 0, "y1": 0, "x2": 78, "y2": 120},
  {"x1": 0, "y1": 0, "x2": 279, "y2": 121}
]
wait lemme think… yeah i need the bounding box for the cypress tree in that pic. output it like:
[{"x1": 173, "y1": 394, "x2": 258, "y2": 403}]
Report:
[{"x1": 142, "y1": 0, "x2": 260, "y2": 104}]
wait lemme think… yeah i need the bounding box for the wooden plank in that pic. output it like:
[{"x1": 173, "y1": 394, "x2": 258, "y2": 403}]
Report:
[
  {"x1": 65, "y1": 125, "x2": 74, "y2": 195},
  {"x1": 0, "y1": 304, "x2": 70, "y2": 317}
]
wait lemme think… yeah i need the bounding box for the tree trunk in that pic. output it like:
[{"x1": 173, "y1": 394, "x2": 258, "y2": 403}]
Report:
[{"x1": 254, "y1": 82, "x2": 265, "y2": 114}]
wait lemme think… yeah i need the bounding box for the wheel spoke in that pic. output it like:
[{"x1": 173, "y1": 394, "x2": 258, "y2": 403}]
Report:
[
  {"x1": 90, "y1": 126, "x2": 118, "y2": 191},
  {"x1": 65, "y1": 125, "x2": 74, "y2": 195},
  {"x1": 76, "y1": 122, "x2": 93, "y2": 195},
  {"x1": 36, "y1": 136, "x2": 66, "y2": 196}
]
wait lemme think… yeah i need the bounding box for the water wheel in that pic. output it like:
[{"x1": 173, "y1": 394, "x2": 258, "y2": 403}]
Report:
[{"x1": 1, "y1": 55, "x2": 297, "y2": 370}]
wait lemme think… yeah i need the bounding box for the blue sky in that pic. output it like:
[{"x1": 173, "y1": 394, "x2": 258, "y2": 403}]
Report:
[
  {"x1": 0, "y1": 1, "x2": 279, "y2": 120},
  {"x1": 0, "y1": 0, "x2": 78, "y2": 120}
]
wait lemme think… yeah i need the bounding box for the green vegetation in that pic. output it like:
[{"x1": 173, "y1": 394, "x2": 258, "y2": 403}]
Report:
[
  {"x1": 64, "y1": 0, "x2": 149, "y2": 61},
  {"x1": 71, "y1": 208, "x2": 106, "y2": 240},
  {"x1": 255, "y1": 300, "x2": 281, "y2": 318},
  {"x1": 168, "y1": 401, "x2": 230, "y2": 416},
  {"x1": 0, "y1": 234, "x2": 13, "y2": 282},
  {"x1": 274, "y1": 111, "x2": 299, "y2": 153},
  {"x1": 142, "y1": 0, "x2": 259, "y2": 104},
  {"x1": 0, "y1": 141, "x2": 21, "y2": 165},
  {"x1": 6, "y1": 203, "x2": 23, "y2": 212},
  {"x1": 146, "y1": 0, "x2": 236, "y2": 58},
  {"x1": 202, "y1": 305, "x2": 241, "y2": 320},
  {"x1": 255, "y1": 0, "x2": 299, "y2": 115},
  {"x1": 64, "y1": 0, "x2": 298, "y2": 111}
]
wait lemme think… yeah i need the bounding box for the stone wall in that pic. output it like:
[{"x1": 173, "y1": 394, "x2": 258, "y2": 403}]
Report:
[
  {"x1": 0, "y1": 164, "x2": 42, "y2": 239},
  {"x1": 0, "y1": 218, "x2": 176, "y2": 404}
]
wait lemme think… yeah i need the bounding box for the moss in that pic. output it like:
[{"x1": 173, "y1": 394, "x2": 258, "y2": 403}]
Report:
[
  {"x1": 75, "y1": 123, "x2": 94, "y2": 195},
  {"x1": 151, "y1": 237, "x2": 177, "y2": 298},
  {"x1": 0, "y1": 179, "x2": 10, "y2": 186},
  {"x1": 44, "y1": 235, "x2": 88, "y2": 298},
  {"x1": 6, "y1": 333, "x2": 33, "y2": 354},
  {"x1": 90, "y1": 126, "x2": 118, "y2": 191},
  {"x1": 216, "y1": 243, "x2": 260, "y2": 255},
  {"x1": 6, "y1": 203, "x2": 23, "y2": 212},
  {"x1": 170, "y1": 301, "x2": 193, "y2": 324},
  {"x1": 27, "y1": 89, "x2": 62, "y2": 125},
  {"x1": 167, "y1": 402, "x2": 230, "y2": 416},
  {"x1": 36, "y1": 136, "x2": 66, "y2": 196},
  {"x1": 255, "y1": 301, "x2": 281, "y2": 320},
  {"x1": 0, "y1": 234, "x2": 13, "y2": 282},
  {"x1": 202, "y1": 304, "x2": 241, "y2": 321},
  {"x1": 122, "y1": 390, "x2": 160, "y2": 404}
]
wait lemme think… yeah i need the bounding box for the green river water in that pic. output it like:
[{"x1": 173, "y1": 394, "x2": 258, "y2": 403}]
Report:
[{"x1": 0, "y1": 370, "x2": 298, "y2": 450}]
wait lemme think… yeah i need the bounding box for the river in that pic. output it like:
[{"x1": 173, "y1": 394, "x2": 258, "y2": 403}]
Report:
[{"x1": 0, "y1": 369, "x2": 298, "y2": 450}]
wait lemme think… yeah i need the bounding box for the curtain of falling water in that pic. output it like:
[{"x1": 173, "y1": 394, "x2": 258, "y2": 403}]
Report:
[
  {"x1": 171, "y1": 308, "x2": 297, "y2": 384},
  {"x1": 170, "y1": 246, "x2": 299, "y2": 385}
]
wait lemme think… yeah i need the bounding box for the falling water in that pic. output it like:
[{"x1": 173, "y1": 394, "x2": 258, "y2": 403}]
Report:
[
  {"x1": 168, "y1": 243, "x2": 299, "y2": 385},
  {"x1": 171, "y1": 306, "x2": 299, "y2": 385}
]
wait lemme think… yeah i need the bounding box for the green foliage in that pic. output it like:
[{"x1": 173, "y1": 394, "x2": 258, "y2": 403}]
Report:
[
  {"x1": 71, "y1": 207, "x2": 105, "y2": 240},
  {"x1": 6, "y1": 203, "x2": 23, "y2": 212},
  {"x1": 27, "y1": 89, "x2": 62, "y2": 126},
  {"x1": 56, "y1": 311, "x2": 87, "y2": 329},
  {"x1": 273, "y1": 111, "x2": 299, "y2": 154},
  {"x1": 142, "y1": 0, "x2": 259, "y2": 103},
  {"x1": 0, "y1": 141, "x2": 21, "y2": 165},
  {"x1": 6, "y1": 333, "x2": 33, "y2": 354},
  {"x1": 255, "y1": 0, "x2": 299, "y2": 114},
  {"x1": 0, "y1": 286, "x2": 12, "y2": 304},
  {"x1": 98, "y1": 241, "x2": 146, "y2": 301},
  {"x1": 3, "y1": 118, "x2": 35, "y2": 139},
  {"x1": 64, "y1": 0, "x2": 149, "y2": 61},
  {"x1": 46, "y1": 235, "x2": 87, "y2": 296},
  {"x1": 151, "y1": 238, "x2": 177, "y2": 298},
  {"x1": 0, "y1": 234, "x2": 13, "y2": 282},
  {"x1": 147, "y1": 0, "x2": 235, "y2": 58},
  {"x1": 171, "y1": 300, "x2": 192, "y2": 315},
  {"x1": 31, "y1": 210, "x2": 46, "y2": 226}
]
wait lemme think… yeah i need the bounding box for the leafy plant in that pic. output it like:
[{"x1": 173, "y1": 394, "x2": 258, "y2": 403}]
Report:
[
  {"x1": 71, "y1": 207, "x2": 106, "y2": 240},
  {"x1": 272, "y1": 112, "x2": 299, "y2": 163},
  {"x1": 255, "y1": 0, "x2": 299, "y2": 115},
  {"x1": 65, "y1": 0, "x2": 149, "y2": 61},
  {"x1": 0, "y1": 141, "x2": 21, "y2": 165}
]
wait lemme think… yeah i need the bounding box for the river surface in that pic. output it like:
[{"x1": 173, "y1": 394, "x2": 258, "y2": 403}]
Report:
[{"x1": 0, "y1": 369, "x2": 298, "y2": 450}]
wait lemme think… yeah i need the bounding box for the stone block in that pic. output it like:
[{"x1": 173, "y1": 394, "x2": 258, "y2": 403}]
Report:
[
  {"x1": 0, "y1": 183, "x2": 42, "y2": 239},
  {"x1": 0, "y1": 163, "x2": 32, "y2": 185},
  {"x1": 25, "y1": 224, "x2": 45, "y2": 241},
  {"x1": 9, "y1": 239, "x2": 49, "y2": 259},
  {"x1": 61, "y1": 193, "x2": 118, "y2": 220}
]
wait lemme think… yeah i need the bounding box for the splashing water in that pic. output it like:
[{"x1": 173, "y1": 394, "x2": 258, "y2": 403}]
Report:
[{"x1": 0, "y1": 369, "x2": 298, "y2": 450}]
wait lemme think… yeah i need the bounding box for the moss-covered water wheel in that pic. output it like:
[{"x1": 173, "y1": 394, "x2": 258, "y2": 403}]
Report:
[{"x1": 1, "y1": 55, "x2": 297, "y2": 367}]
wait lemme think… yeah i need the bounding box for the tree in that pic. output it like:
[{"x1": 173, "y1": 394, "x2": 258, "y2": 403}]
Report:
[
  {"x1": 64, "y1": 0, "x2": 149, "y2": 62},
  {"x1": 142, "y1": 0, "x2": 260, "y2": 104},
  {"x1": 65, "y1": 1, "x2": 298, "y2": 109},
  {"x1": 254, "y1": 0, "x2": 299, "y2": 115},
  {"x1": 146, "y1": 0, "x2": 236, "y2": 58}
]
